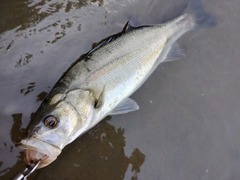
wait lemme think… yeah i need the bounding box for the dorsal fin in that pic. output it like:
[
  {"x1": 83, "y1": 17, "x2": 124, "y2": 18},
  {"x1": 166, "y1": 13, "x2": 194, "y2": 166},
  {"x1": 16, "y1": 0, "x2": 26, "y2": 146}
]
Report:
[
  {"x1": 126, "y1": 15, "x2": 143, "y2": 31},
  {"x1": 84, "y1": 21, "x2": 130, "y2": 58},
  {"x1": 81, "y1": 17, "x2": 153, "y2": 60},
  {"x1": 126, "y1": 15, "x2": 154, "y2": 31}
]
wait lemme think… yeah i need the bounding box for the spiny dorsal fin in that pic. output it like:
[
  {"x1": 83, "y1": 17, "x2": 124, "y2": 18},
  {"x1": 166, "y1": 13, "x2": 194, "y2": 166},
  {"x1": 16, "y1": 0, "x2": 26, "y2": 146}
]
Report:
[
  {"x1": 126, "y1": 15, "x2": 143, "y2": 31},
  {"x1": 126, "y1": 15, "x2": 154, "y2": 31},
  {"x1": 85, "y1": 21, "x2": 130, "y2": 58},
  {"x1": 84, "y1": 16, "x2": 153, "y2": 58}
]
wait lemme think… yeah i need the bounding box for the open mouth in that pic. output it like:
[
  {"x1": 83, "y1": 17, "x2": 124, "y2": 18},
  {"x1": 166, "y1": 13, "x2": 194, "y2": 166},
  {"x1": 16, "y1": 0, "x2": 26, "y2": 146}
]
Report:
[
  {"x1": 16, "y1": 138, "x2": 62, "y2": 168},
  {"x1": 25, "y1": 149, "x2": 48, "y2": 167}
]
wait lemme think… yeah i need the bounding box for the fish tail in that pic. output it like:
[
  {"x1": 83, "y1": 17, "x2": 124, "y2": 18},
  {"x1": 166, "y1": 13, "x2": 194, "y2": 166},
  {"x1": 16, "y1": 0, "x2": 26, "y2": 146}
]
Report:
[{"x1": 184, "y1": 0, "x2": 217, "y2": 29}]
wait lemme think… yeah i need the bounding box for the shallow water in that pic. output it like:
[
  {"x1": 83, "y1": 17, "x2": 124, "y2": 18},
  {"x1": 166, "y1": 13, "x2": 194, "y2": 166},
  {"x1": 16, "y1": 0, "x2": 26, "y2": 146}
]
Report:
[{"x1": 1, "y1": 0, "x2": 240, "y2": 179}]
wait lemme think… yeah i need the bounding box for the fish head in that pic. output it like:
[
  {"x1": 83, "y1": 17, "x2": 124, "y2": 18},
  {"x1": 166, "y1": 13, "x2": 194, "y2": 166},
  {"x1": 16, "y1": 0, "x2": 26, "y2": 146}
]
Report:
[{"x1": 16, "y1": 89, "x2": 95, "y2": 168}]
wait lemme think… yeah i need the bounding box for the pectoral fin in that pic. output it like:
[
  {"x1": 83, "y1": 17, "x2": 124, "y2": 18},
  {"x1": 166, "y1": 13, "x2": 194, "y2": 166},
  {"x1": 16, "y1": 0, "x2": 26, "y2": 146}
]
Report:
[
  {"x1": 95, "y1": 84, "x2": 107, "y2": 109},
  {"x1": 109, "y1": 98, "x2": 139, "y2": 115}
]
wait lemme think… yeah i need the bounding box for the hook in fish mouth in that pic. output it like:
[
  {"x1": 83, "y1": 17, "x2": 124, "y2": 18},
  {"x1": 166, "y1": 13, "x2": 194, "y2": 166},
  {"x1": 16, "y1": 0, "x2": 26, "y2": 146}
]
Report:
[
  {"x1": 25, "y1": 148, "x2": 48, "y2": 167},
  {"x1": 16, "y1": 138, "x2": 62, "y2": 168}
]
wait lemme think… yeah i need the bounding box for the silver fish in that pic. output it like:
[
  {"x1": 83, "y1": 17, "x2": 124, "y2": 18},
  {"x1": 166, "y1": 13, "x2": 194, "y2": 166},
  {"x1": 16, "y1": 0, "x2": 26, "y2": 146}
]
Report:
[{"x1": 16, "y1": 0, "x2": 215, "y2": 168}]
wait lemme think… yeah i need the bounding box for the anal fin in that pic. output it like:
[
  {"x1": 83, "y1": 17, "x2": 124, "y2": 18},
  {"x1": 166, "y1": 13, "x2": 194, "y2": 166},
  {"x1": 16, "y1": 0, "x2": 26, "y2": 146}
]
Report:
[{"x1": 164, "y1": 42, "x2": 185, "y2": 62}]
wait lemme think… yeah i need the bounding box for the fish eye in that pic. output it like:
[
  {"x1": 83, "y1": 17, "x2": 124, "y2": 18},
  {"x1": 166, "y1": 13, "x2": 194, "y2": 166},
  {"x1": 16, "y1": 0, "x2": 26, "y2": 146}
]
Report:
[{"x1": 44, "y1": 115, "x2": 58, "y2": 129}]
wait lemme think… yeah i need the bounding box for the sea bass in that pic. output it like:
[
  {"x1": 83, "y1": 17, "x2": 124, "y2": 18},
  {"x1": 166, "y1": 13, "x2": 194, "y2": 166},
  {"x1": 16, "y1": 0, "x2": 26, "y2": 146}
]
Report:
[{"x1": 16, "y1": 0, "x2": 215, "y2": 168}]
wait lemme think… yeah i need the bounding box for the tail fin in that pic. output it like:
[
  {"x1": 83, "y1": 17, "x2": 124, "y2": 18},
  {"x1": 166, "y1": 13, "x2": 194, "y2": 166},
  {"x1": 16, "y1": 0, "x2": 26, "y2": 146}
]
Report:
[{"x1": 184, "y1": 0, "x2": 217, "y2": 28}]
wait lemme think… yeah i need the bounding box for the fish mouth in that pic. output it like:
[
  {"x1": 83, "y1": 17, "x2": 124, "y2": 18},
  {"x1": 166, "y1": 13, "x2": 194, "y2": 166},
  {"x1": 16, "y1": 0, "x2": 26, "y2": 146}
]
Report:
[{"x1": 16, "y1": 138, "x2": 62, "y2": 169}]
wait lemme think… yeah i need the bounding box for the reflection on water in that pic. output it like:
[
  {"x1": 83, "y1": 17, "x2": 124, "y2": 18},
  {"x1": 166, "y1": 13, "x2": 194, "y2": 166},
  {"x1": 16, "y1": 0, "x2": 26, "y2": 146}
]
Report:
[
  {"x1": 20, "y1": 82, "x2": 35, "y2": 95},
  {"x1": 0, "y1": 114, "x2": 25, "y2": 178},
  {"x1": 36, "y1": 91, "x2": 48, "y2": 102},
  {"x1": 15, "y1": 53, "x2": 33, "y2": 68},
  {"x1": 1, "y1": 0, "x2": 105, "y2": 34},
  {"x1": 128, "y1": 148, "x2": 145, "y2": 180},
  {"x1": 4, "y1": 40, "x2": 14, "y2": 54},
  {"x1": 11, "y1": 114, "x2": 25, "y2": 143}
]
